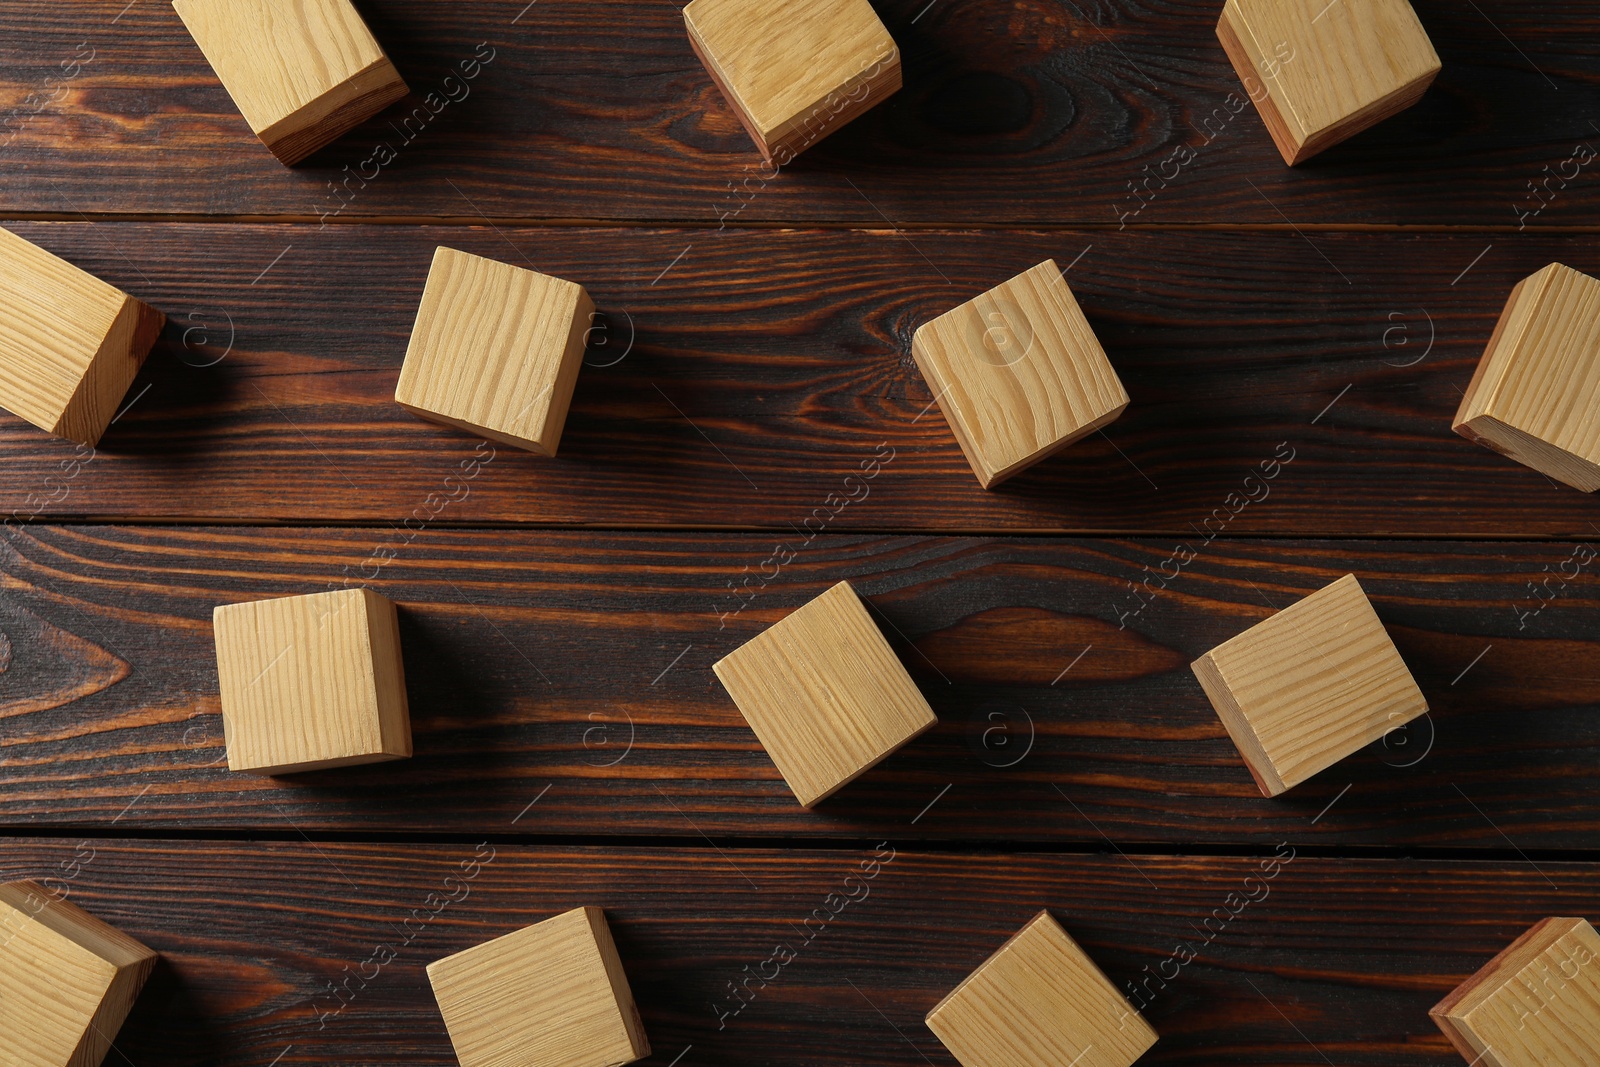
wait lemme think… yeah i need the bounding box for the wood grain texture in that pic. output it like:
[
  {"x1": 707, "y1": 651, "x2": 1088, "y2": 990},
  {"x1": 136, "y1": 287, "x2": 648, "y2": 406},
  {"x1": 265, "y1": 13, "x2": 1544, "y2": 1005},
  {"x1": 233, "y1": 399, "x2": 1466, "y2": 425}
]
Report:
[
  {"x1": 0, "y1": 225, "x2": 163, "y2": 447},
  {"x1": 713, "y1": 580, "x2": 937, "y2": 808},
  {"x1": 1, "y1": 525, "x2": 1597, "y2": 847},
  {"x1": 171, "y1": 0, "x2": 409, "y2": 165},
  {"x1": 213, "y1": 587, "x2": 411, "y2": 775},
  {"x1": 427, "y1": 906, "x2": 650, "y2": 1067},
  {"x1": 925, "y1": 910, "x2": 1158, "y2": 1067},
  {"x1": 912, "y1": 259, "x2": 1129, "y2": 489},
  {"x1": 395, "y1": 246, "x2": 594, "y2": 457},
  {"x1": 1218, "y1": 0, "x2": 1440, "y2": 165},
  {"x1": 0, "y1": 879, "x2": 158, "y2": 1067},
  {"x1": 0, "y1": 1, "x2": 1596, "y2": 225},
  {"x1": 1430, "y1": 916, "x2": 1600, "y2": 1067},
  {"x1": 683, "y1": 0, "x2": 900, "y2": 163},
  {"x1": 1191, "y1": 573, "x2": 1428, "y2": 797},
  {"x1": 2, "y1": 223, "x2": 1600, "y2": 534},
  {"x1": 0, "y1": 842, "x2": 1592, "y2": 1066},
  {"x1": 1454, "y1": 263, "x2": 1600, "y2": 493}
]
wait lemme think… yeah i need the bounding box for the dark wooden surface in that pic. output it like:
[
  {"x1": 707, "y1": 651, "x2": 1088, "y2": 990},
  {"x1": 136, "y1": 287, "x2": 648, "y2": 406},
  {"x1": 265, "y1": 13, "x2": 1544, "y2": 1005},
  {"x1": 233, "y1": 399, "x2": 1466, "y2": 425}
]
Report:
[
  {"x1": 3, "y1": 525, "x2": 1599, "y2": 848},
  {"x1": 2, "y1": 841, "x2": 1595, "y2": 1066},
  {"x1": 2, "y1": 0, "x2": 1598, "y2": 1063},
  {"x1": 0, "y1": 1, "x2": 1597, "y2": 226},
  {"x1": 2, "y1": 222, "x2": 1600, "y2": 535}
]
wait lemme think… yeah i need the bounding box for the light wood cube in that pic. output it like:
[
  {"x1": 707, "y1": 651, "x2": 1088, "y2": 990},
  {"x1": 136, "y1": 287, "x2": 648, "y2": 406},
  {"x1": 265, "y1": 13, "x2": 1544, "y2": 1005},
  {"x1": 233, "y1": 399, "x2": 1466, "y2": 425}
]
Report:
[
  {"x1": 683, "y1": 0, "x2": 901, "y2": 163},
  {"x1": 1431, "y1": 917, "x2": 1600, "y2": 1067},
  {"x1": 396, "y1": 247, "x2": 594, "y2": 457},
  {"x1": 427, "y1": 906, "x2": 650, "y2": 1067},
  {"x1": 1454, "y1": 263, "x2": 1600, "y2": 493},
  {"x1": 926, "y1": 910, "x2": 1158, "y2": 1067},
  {"x1": 212, "y1": 587, "x2": 411, "y2": 775},
  {"x1": 1218, "y1": 0, "x2": 1440, "y2": 165},
  {"x1": 913, "y1": 259, "x2": 1129, "y2": 489},
  {"x1": 0, "y1": 880, "x2": 158, "y2": 1067},
  {"x1": 713, "y1": 580, "x2": 936, "y2": 807},
  {"x1": 172, "y1": 0, "x2": 410, "y2": 165},
  {"x1": 1190, "y1": 573, "x2": 1427, "y2": 797},
  {"x1": 0, "y1": 226, "x2": 164, "y2": 447}
]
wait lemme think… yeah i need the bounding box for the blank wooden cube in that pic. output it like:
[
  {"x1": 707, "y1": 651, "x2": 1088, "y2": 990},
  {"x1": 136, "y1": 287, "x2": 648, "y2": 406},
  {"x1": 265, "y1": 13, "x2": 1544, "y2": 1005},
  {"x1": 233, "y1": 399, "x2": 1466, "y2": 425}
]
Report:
[
  {"x1": 1431, "y1": 917, "x2": 1600, "y2": 1067},
  {"x1": 0, "y1": 880, "x2": 158, "y2": 1067},
  {"x1": 172, "y1": 0, "x2": 410, "y2": 165},
  {"x1": 1190, "y1": 573, "x2": 1427, "y2": 797},
  {"x1": 1218, "y1": 0, "x2": 1440, "y2": 165},
  {"x1": 396, "y1": 247, "x2": 594, "y2": 457},
  {"x1": 713, "y1": 580, "x2": 936, "y2": 807},
  {"x1": 0, "y1": 226, "x2": 164, "y2": 447},
  {"x1": 213, "y1": 587, "x2": 411, "y2": 775},
  {"x1": 1454, "y1": 263, "x2": 1600, "y2": 493},
  {"x1": 683, "y1": 0, "x2": 901, "y2": 163},
  {"x1": 427, "y1": 906, "x2": 650, "y2": 1067},
  {"x1": 913, "y1": 259, "x2": 1129, "y2": 489},
  {"x1": 926, "y1": 910, "x2": 1158, "y2": 1067}
]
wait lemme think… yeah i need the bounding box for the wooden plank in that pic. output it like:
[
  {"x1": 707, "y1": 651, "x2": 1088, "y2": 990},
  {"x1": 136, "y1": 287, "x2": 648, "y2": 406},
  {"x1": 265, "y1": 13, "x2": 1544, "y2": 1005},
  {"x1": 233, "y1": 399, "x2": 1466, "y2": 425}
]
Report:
[
  {"x1": 1, "y1": 525, "x2": 1596, "y2": 847},
  {"x1": 0, "y1": 841, "x2": 1592, "y2": 1065},
  {"x1": 1, "y1": 222, "x2": 1598, "y2": 534},
  {"x1": 0, "y1": 1, "x2": 1595, "y2": 225}
]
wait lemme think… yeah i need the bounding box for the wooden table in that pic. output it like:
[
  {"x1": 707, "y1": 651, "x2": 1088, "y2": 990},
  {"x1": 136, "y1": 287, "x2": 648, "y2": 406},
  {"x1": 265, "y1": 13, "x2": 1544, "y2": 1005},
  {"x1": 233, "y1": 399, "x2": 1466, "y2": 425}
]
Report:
[{"x1": 1, "y1": 2, "x2": 1596, "y2": 1064}]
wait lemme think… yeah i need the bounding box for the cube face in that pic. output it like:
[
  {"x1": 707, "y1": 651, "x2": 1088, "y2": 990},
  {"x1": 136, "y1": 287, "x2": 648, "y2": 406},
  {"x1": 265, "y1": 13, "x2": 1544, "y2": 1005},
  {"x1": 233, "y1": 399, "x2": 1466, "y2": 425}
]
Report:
[
  {"x1": 684, "y1": 0, "x2": 900, "y2": 162},
  {"x1": 1431, "y1": 917, "x2": 1600, "y2": 1067},
  {"x1": 0, "y1": 226, "x2": 164, "y2": 447},
  {"x1": 0, "y1": 881, "x2": 158, "y2": 1067},
  {"x1": 1454, "y1": 263, "x2": 1600, "y2": 493},
  {"x1": 926, "y1": 911, "x2": 1158, "y2": 1067},
  {"x1": 396, "y1": 247, "x2": 594, "y2": 457},
  {"x1": 213, "y1": 587, "x2": 411, "y2": 775},
  {"x1": 1218, "y1": 0, "x2": 1440, "y2": 164},
  {"x1": 712, "y1": 580, "x2": 936, "y2": 807},
  {"x1": 172, "y1": 0, "x2": 409, "y2": 165},
  {"x1": 1190, "y1": 573, "x2": 1427, "y2": 796},
  {"x1": 913, "y1": 260, "x2": 1129, "y2": 489},
  {"x1": 428, "y1": 906, "x2": 650, "y2": 1067}
]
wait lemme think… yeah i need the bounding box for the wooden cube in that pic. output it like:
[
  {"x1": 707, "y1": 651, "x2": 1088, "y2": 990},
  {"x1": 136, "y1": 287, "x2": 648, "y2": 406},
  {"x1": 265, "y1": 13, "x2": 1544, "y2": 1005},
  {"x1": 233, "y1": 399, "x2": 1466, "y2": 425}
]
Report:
[
  {"x1": 0, "y1": 226, "x2": 164, "y2": 447},
  {"x1": 1431, "y1": 917, "x2": 1600, "y2": 1067},
  {"x1": 396, "y1": 247, "x2": 594, "y2": 457},
  {"x1": 926, "y1": 910, "x2": 1158, "y2": 1067},
  {"x1": 683, "y1": 0, "x2": 901, "y2": 163},
  {"x1": 913, "y1": 260, "x2": 1129, "y2": 489},
  {"x1": 172, "y1": 0, "x2": 410, "y2": 165},
  {"x1": 427, "y1": 906, "x2": 650, "y2": 1067},
  {"x1": 0, "y1": 880, "x2": 158, "y2": 1067},
  {"x1": 1218, "y1": 0, "x2": 1440, "y2": 165},
  {"x1": 713, "y1": 580, "x2": 936, "y2": 807},
  {"x1": 1190, "y1": 573, "x2": 1427, "y2": 797},
  {"x1": 1454, "y1": 263, "x2": 1600, "y2": 493},
  {"x1": 212, "y1": 587, "x2": 411, "y2": 775}
]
